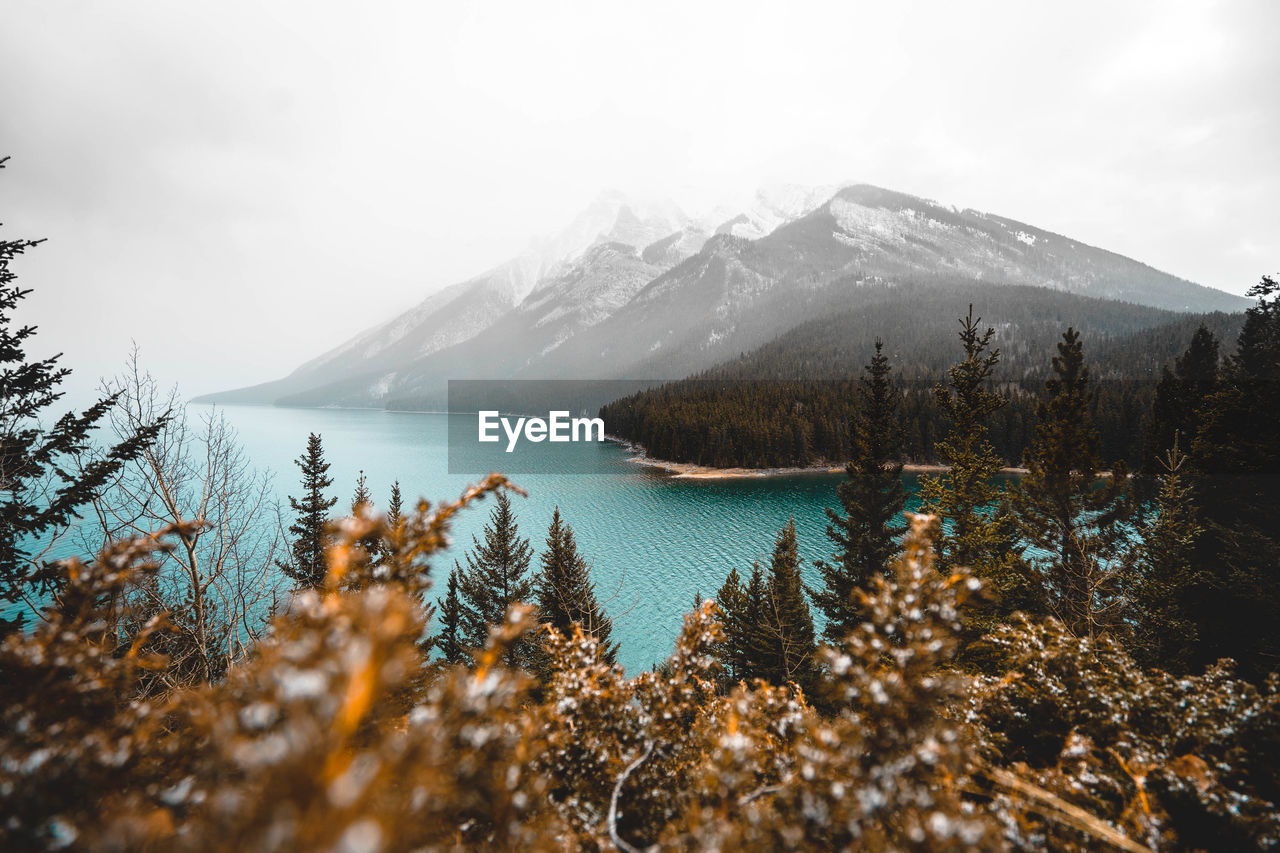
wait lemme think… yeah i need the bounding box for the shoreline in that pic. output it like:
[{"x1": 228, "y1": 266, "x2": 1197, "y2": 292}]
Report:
[
  {"x1": 610, "y1": 437, "x2": 1029, "y2": 480},
  {"x1": 195, "y1": 407, "x2": 1031, "y2": 480}
]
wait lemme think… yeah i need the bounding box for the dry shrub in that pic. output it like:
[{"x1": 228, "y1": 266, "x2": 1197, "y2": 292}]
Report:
[
  {"x1": 3, "y1": 490, "x2": 1278, "y2": 852},
  {"x1": 658, "y1": 514, "x2": 1000, "y2": 851},
  {"x1": 2, "y1": 476, "x2": 565, "y2": 851},
  {"x1": 971, "y1": 616, "x2": 1280, "y2": 851},
  {"x1": 0, "y1": 528, "x2": 189, "y2": 850},
  {"x1": 156, "y1": 594, "x2": 551, "y2": 851},
  {"x1": 540, "y1": 514, "x2": 999, "y2": 851}
]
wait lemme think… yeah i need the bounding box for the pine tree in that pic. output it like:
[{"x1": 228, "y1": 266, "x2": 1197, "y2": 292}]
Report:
[
  {"x1": 757, "y1": 519, "x2": 818, "y2": 695},
  {"x1": 1012, "y1": 328, "x2": 1132, "y2": 639},
  {"x1": 713, "y1": 565, "x2": 750, "y2": 683},
  {"x1": 0, "y1": 171, "x2": 166, "y2": 629},
  {"x1": 919, "y1": 307, "x2": 1018, "y2": 577},
  {"x1": 535, "y1": 507, "x2": 617, "y2": 664},
  {"x1": 1129, "y1": 438, "x2": 1200, "y2": 672},
  {"x1": 1188, "y1": 275, "x2": 1280, "y2": 678},
  {"x1": 386, "y1": 481, "x2": 404, "y2": 531},
  {"x1": 741, "y1": 562, "x2": 769, "y2": 681},
  {"x1": 810, "y1": 340, "x2": 906, "y2": 644},
  {"x1": 716, "y1": 562, "x2": 772, "y2": 684},
  {"x1": 456, "y1": 491, "x2": 536, "y2": 669},
  {"x1": 436, "y1": 565, "x2": 467, "y2": 665},
  {"x1": 372, "y1": 480, "x2": 404, "y2": 571},
  {"x1": 351, "y1": 470, "x2": 372, "y2": 512},
  {"x1": 277, "y1": 433, "x2": 337, "y2": 589},
  {"x1": 349, "y1": 469, "x2": 382, "y2": 562},
  {"x1": 1142, "y1": 325, "x2": 1219, "y2": 474}
]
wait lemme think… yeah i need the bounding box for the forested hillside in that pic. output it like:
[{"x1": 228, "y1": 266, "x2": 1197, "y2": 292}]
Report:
[{"x1": 601, "y1": 284, "x2": 1244, "y2": 468}]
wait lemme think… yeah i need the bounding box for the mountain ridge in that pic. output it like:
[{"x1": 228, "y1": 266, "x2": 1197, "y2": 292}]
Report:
[{"x1": 195, "y1": 183, "x2": 1248, "y2": 409}]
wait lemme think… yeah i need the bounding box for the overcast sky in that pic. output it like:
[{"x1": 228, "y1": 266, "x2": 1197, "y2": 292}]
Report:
[{"x1": 2, "y1": 0, "x2": 1277, "y2": 402}]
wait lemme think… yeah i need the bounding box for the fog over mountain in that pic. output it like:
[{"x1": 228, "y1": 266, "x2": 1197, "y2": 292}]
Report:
[{"x1": 198, "y1": 183, "x2": 1248, "y2": 410}]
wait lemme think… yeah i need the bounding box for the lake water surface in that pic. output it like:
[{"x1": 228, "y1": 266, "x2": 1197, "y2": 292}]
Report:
[
  {"x1": 207, "y1": 405, "x2": 946, "y2": 673},
  {"x1": 21, "y1": 405, "x2": 946, "y2": 674}
]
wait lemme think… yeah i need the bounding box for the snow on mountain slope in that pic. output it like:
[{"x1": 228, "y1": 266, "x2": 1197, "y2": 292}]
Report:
[
  {"x1": 197, "y1": 191, "x2": 695, "y2": 405},
  {"x1": 819, "y1": 185, "x2": 1243, "y2": 309},
  {"x1": 521, "y1": 242, "x2": 665, "y2": 336},
  {"x1": 296, "y1": 191, "x2": 691, "y2": 375},
  {"x1": 640, "y1": 226, "x2": 712, "y2": 268},
  {"x1": 290, "y1": 274, "x2": 510, "y2": 380},
  {"x1": 198, "y1": 182, "x2": 1248, "y2": 409},
  {"x1": 710, "y1": 183, "x2": 842, "y2": 239},
  {"x1": 526, "y1": 184, "x2": 1248, "y2": 386},
  {"x1": 270, "y1": 239, "x2": 671, "y2": 409}
]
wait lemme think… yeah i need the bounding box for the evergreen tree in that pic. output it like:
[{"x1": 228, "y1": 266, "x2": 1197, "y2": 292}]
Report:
[
  {"x1": 1188, "y1": 275, "x2": 1280, "y2": 678},
  {"x1": 713, "y1": 565, "x2": 750, "y2": 683},
  {"x1": 716, "y1": 562, "x2": 771, "y2": 684},
  {"x1": 919, "y1": 307, "x2": 1018, "y2": 577},
  {"x1": 535, "y1": 507, "x2": 617, "y2": 664},
  {"x1": 809, "y1": 340, "x2": 906, "y2": 644},
  {"x1": 386, "y1": 481, "x2": 404, "y2": 531},
  {"x1": 1129, "y1": 438, "x2": 1200, "y2": 672},
  {"x1": 373, "y1": 480, "x2": 403, "y2": 570},
  {"x1": 456, "y1": 491, "x2": 536, "y2": 668},
  {"x1": 741, "y1": 562, "x2": 768, "y2": 680},
  {"x1": 0, "y1": 178, "x2": 166, "y2": 629},
  {"x1": 277, "y1": 433, "x2": 337, "y2": 589},
  {"x1": 1012, "y1": 329, "x2": 1132, "y2": 639},
  {"x1": 349, "y1": 470, "x2": 382, "y2": 562},
  {"x1": 436, "y1": 565, "x2": 467, "y2": 665},
  {"x1": 1142, "y1": 325, "x2": 1219, "y2": 474},
  {"x1": 757, "y1": 519, "x2": 818, "y2": 695},
  {"x1": 351, "y1": 470, "x2": 372, "y2": 512}
]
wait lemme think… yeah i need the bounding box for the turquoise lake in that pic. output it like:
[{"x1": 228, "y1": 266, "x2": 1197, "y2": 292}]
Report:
[
  {"x1": 22, "y1": 405, "x2": 953, "y2": 675},
  {"x1": 208, "y1": 405, "x2": 943, "y2": 674}
]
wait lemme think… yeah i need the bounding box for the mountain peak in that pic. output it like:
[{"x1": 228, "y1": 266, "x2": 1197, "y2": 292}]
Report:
[
  {"x1": 506, "y1": 190, "x2": 689, "y2": 302},
  {"x1": 704, "y1": 182, "x2": 845, "y2": 240},
  {"x1": 830, "y1": 183, "x2": 937, "y2": 210},
  {"x1": 196, "y1": 178, "x2": 1247, "y2": 410}
]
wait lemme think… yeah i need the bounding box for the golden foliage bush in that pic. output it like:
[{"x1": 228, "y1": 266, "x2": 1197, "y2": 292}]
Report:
[{"x1": 3, "y1": 479, "x2": 1277, "y2": 852}]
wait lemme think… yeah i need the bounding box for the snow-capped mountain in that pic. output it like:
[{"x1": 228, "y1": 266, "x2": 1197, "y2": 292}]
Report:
[
  {"x1": 708, "y1": 183, "x2": 843, "y2": 239},
  {"x1": 529, "y1": 184, "x2": 1248, "y2": 383},
  {"x1": 200, "y1": 190, "x2": 699, "y2": 406},
  {"x1": 197, "y1": 183, "x2": 1248, "y2": 409},
  {"x1": 383, "y1": 241, "x2": 670, "y2": 405}
]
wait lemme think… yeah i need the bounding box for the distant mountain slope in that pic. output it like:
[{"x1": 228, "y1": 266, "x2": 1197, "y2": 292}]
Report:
[
  {"x1": 196, "y1": 190, "x2": 694, "y2": 405},
  {"x1": 278, "y1": 241, "x2": 670, "y2": 408},
  {"x1": 709, "y1": 183, "x2": 843, "y2": 239},
  {"x1": 524, "y1": 186, "x2": 1246, "y2": 389},
  {"x1": 600, "y1": 284, "x2": 1247, "y2": 469},
  {"x1": 689, "y1": 281, "x2": 1245, "y2": 383},
  {"x1": 197, "y1": 183, "x2": 1248, "y2": 409},
  {"x1": 824, "y1": 186, "x2": 1237, "y2": 309}
]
